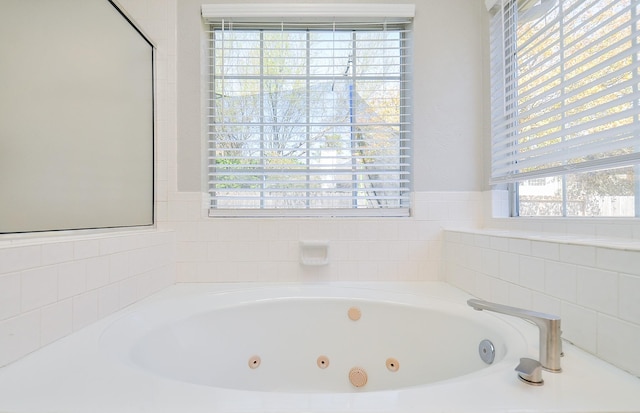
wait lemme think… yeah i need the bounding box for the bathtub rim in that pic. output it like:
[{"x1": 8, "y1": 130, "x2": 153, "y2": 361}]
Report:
[
  {"x1": 0, "y1": 281, "x2": 639, "y2": 413},
  {"x1": 98, "y1": 283, "x2": 531, "y2": 392}
]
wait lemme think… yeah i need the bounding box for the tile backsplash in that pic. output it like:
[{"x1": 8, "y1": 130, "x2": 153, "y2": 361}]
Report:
[
  {"x1": 164, "y1": 191, "x2": 483, "y2": 282},
  {"x1": 444, "y1": 229, "x2": 640, "y2": 377}
]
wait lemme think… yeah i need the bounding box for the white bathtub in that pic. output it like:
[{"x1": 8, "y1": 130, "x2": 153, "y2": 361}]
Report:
[{"x1": 0, "y1": 282, "x2": 639, "y2": 413}]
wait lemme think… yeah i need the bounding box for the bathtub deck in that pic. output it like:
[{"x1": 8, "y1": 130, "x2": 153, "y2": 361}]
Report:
[{"x1": 0, "y1": 282, "x2": 639, "y2": 413}]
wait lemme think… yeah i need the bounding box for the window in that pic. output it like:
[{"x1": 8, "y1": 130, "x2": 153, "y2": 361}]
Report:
[
  {"x1": 203, "y1": 5, "x2": 413, "y2": 217},
  {"x1": 489, "y1": 0, "x2": 640, "y2": 217}
]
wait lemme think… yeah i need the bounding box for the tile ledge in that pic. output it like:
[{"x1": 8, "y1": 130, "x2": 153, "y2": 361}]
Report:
[
  {"x1": 0, "y1": 227, "x2": 173, "y2": 248},
  {"x1": 445, "y1": 228, "x2": 640, "y2": 252}
]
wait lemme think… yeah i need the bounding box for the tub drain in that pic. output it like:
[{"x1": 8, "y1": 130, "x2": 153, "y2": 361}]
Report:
[
  {"x1": 349, "y1": 367, "x2": 368, "y2": 388},
  {"x1": 478, "y1": 339, "x2": 495, "y2": 364}
]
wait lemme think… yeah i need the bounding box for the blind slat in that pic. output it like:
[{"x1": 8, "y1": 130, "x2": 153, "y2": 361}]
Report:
[
  {"x1": 208, "y1": 16, "x2": 412, "y2": 212},
  {"x1": 490, "y1": 0, "x2": 640, "y2": 184}
]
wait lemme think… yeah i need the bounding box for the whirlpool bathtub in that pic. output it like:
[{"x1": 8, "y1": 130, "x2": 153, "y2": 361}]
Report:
[{"x1": 0, "y1": 282, "x2": 639, "y2": 413}]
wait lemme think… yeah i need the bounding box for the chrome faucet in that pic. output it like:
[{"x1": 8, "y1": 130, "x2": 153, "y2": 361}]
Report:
[{"x1": 467, "y1": 299, "x2": 562, "y2": 372}]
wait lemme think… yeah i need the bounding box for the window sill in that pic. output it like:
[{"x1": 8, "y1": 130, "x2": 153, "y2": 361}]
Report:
[
  {"x1": 448, "y1": 225, "x2": 640, "y2": 252},
  {"x1": 208, "y1": 208, "x2": 411, "y2": 218}
]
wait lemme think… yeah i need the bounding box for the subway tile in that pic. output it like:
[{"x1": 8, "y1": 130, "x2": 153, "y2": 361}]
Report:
[
  {"x1": 85, "y1": 256, "x2": 110, "y2": 290},
  {"x1": 72, "y1": 291, "x2": 98, "y2": 332},
  {"x1": 425, "y1": 201, "x2": 449, "y2": 221},
  {"x1": 129, "y1": 246, "x2": 158, "y2": 275},
  {"x1": 619, "y1": 274, "x2": 640, "y2": 325},
  {"x1": 482, "y1": 248, "x2": 500, "y2": 278},
  {"x1": 21, "y1": 266, "x2": 58, "y2": 312},
  {"x1": 0, "y1": 273, "x2": 20, "y2": 321},
  {"x1": 0, "y1": 245, "x2": 41, "y2": 274},
  {"x1": 396, "y1": 220, "x2": 419, "y2": 241},
  {"x1": 0, "y1": 310, "x2": 40, "y2": 367},
  {"x1": 565, "y1": 221, "x2": 596, "y2": 237},
  {"x1": 99, "y1": 236, "x2": 130, "y2": 255},
  {"x1": 596, "y1": 248, "x2": 640, "y2": 276},
  {"x1": 531, "y1": 241, "x2": 560, "y2": 261},
  {"x1": 357, "y1": 260, "x2": 385, "y2": 282},
  {"x1": 561, "y1": 302, "x2": 597, "y2": 354},
  {"x1": 257, "y1": 221, "x2": 279, "y2": 241},
  {"x1": 531, "y1": 292, "x2": 562, "y2": 316},
  {"x1": 119, "y1": 277, "x2": 142, "y2": 309},
  {"x1": 466, "y1": 245, "x2": 483, "y2": 272},
  {"x1": 418, "y1": 221, "x2": 443, "y2": 241},
  {"x1": 443, "y1": 231, "x2": 461, "y2": 243},
  {"x1": 277, "y1": 220, "x2": 299, "y2": 240},
  {"x1": 314, "y1": 221, "x2": 340, "y2": 241},
  {"x1": 233, "y1": 221, "x2": 261, "y2": 242},
  {"x1": 498, "y1": 252, "x2": 519, "y2": 283},
  {"x1": 73, "y1": 239, "x2": 100, "y2": 259},
  {"x1": 355, "y1": 221, "x2": 379, "y2": 241},
  {"x1": 41, "y1": 242, "x2": 74, "y2": 266},
  {"x1": 489, "y1": 236, "x2": 509, "y2": 252},
  {"x1": 108, "y1": 252, "x2": 130, "y2": 283},
  {"x1": 544, "y1": 261, "x2": 577, "y2": 302},
  {"x1": 236, "y1": 261, "x2": 260, "y2": 282},
  {"x1": 576, "y1": 267, "x2": 618, "y2": 316},
  {"x1": 489, "y1": 278, "x2": 510, "y2": 304},
  {"x1": 227, "y1": 241, "x2": 268, "y2": 262},
  {"x1": 597, "y1": 314, "x2": 640, "y2": 377},
  {"x1": 419, "y1": 260, "x2": 441, "y2": 281},
  {"x1": 596, "y1": 223, "x2": 634, "y2": 239},
  {"x1": 519, "y1": 256, "x2": 545, "y2": 292},
  {"x1": 40, "y1": 299, "x2": 73, "y2": 346},
  {"x1": 256, "y1": 261, "x2": 280, "y2": 282},
  {"x1": 175, "y1": 262, "x2": 198, "y2": 283},
  {"x1": 206, "y1": 241, "x2": 231, "y2": 262},
  {"x1": 460, "y1": 233, "x2": 476, "y2": 246},
  {"x1": 57, "y1": 261, "x2": 87, "y2": 300},
  {"x1": 98, "y1": 284, "x2": 120, "y2": 319},
  {"x1": 167, "y1": 200, "x2": 200, "y2": 222},
  {"x1": 507, "y1": 284, "x2": 533, "y2": 309},
  {"x1": 559, "y1": 244, "x2": 596, "y2": 267},
  {"x1": 426, "y1": 240, "x2": 443, "y2": 262},
  {"x1": 474, "y1": 272, "x2": 493, "y2": 300},
  {"x1": 509, "y1": 238, "x2": 531, "y2": 255},
  {"x1": 378, "y1": 221, "x2": 400, "y2": 241},
  {"x1": 337, "y1": 261, "x2": 360, "y2": 282},
  {"x1": 327, "y1": 240, "x2": 349, "y2": 262},
  {"x1": 176, "y1": 242, "x2": 207, "y2": 263}
]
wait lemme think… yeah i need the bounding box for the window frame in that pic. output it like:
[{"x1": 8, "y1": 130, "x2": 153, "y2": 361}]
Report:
[
  {"x1": 202, "y1": 4, "x2": 414, "y2": 218},
  {"x1": 488, "y1": 0, "x2": 640, "y2": 218}
]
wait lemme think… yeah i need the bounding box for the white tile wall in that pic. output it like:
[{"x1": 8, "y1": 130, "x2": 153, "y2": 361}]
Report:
[
  {"x1": 444, "y1": 229, "x2": 640, "y2": 377},
  {"x1": 166, "y1": 191, "x2": 483, "y2": 283},
  {"x1": 0, "y1": 230, "x2": 175, "y2": 367}
]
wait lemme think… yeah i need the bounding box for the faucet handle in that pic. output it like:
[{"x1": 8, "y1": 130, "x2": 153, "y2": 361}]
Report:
[{"x1": 515, "y1": 357, "x2": 544, "y2": 386}]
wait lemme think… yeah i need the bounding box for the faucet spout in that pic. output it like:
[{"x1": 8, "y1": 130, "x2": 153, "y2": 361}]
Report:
[{"x1": 467, "y1": 298, "x2": 562, "y2": 372}]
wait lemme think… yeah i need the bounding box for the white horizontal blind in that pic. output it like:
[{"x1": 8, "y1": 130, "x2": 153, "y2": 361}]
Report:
[
  {"x1": 490, "y1": 0, "x2": 640, "y2": 184},
  {"x1": 205, "y1": 14, "x2": 412, "y2": 216}
]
